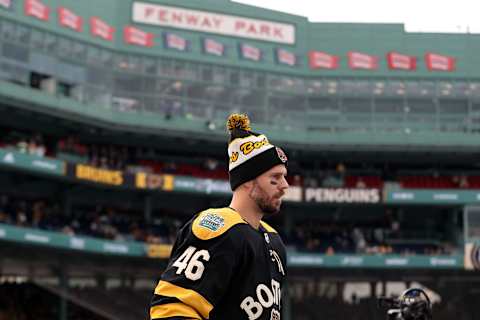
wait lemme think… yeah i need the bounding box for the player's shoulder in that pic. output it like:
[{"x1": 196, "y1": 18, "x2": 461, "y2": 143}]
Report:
[
  {"x1": 192, "y1": 207, "x2": 248, "y2": 240},
  {"x1": 260, "y1": 220, "x2": 278, "y2": 234}
]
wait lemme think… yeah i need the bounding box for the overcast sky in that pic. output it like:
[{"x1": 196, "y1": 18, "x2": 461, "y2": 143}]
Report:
[{"x1": 233, "y1": 0, "x2": 479, "y2": 33}]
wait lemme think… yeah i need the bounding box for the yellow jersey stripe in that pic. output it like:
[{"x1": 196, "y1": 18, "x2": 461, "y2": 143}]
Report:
[
  {"x1": 150, "y1": 302, "x2": 202, "y2": 319},
  {"x1": 260, "y1": 220, "x2": 278, "y2": 233},
  {"x1": 154, "y1": 280, "x2": 213, "y2": 319}
]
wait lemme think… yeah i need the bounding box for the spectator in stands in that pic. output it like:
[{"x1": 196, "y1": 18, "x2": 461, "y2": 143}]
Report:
[
  {"x1": 355, "y1": 177, "x2": 366, "y2": 188},
  {"x1": 0, "y1": 196, "x2": 11, "y2": 224},
  {"x1": 27, "y1": 134, "x2": 46, "y2": 157},
  {"x1": 57, "y1": 136, "x2": 88, "y2": 157},
  {"x1": 352, "y1": 227, "x2": 367, "y2": 253},
  {"x1": 14, "y1": 201, "x2": 28, "y2": 227},
  {"x1": 0, "y1": 192, "x2": 459, "y2": 256},
  {"x1": 204, "y1": 157, "x2": 219, "y2": 171},
  {"x1": 31, "y1": 201, "x2": 45, "y2": 228},
  {"x1": 452, "y1": 174, "x2": 469, "y2": 188},
  {"x1": 0, "y1": 211, "x2": 10, "y2": 224},
  {"x1": 16, "y1": 138, "x2": 28, "y2": 154},
  {"x1": 336, "y1": 162, "x2": 346, "y2": 178}
]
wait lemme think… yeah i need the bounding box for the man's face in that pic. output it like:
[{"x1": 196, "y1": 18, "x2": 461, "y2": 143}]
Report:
[{"x1": 248, "y1": 164, "x2": 289, "y2": 215}]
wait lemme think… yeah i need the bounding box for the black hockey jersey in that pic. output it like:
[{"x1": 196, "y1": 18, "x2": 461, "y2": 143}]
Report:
[{"x1": 150, "y1": 207, "x2": 286, "y2": 320}]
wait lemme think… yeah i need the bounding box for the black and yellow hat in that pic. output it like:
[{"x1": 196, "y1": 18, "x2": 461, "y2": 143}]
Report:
[{"x1": 227, "y1": 114, "x2": 288, "y2": 191}]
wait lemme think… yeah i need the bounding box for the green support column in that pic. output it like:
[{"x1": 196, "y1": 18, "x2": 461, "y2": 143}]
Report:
[
  {"x1": 144, "y1": 194, "x2": 152, "y2": 223},
  {"x1": 59, "y1": 269, "x2": 68, "y2": 320},
  {"x1": 63, "y1": 192, "x2": 72, "y2": 217},
  {"x1": 370, "y1": 281, "x2": 377, "y2": 298},
  {"x1": 283, "y1": 280, "x2": 292, "y2": 320},
  {"x1": 284, "y1": 213, "x2": 293, "y2": 240}
]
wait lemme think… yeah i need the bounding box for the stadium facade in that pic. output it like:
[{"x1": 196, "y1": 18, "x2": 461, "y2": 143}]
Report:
[
  {"x1": 0, "y1": 1, "x2": 480, "y2": 320},
  {"x1": 1, "y1": 0, "x2": 480, "y2": 148}
]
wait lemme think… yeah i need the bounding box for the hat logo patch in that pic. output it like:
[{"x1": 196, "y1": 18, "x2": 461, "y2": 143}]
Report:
[
  {"x1": 199, "y1": 213, "x2": 225, "y2": 232},
  {"x1": 276, "y1": 147, "x2": 288, "y2": 163},
  {"x1": 229, "y1": 152, "x2": 239, "y2": 163},
  {"x1": 240, "y1": 138, "x2": 269, "y2": 156}
]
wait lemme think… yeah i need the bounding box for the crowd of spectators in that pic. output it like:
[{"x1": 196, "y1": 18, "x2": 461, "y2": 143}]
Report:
[
  {"x1": 0, "y1": 194, "x2": 181, "y2": 245},
  {"x1": 0, "y1": 193, "x2": 458, "y2": 256},
  {"x1": 3, "y1": 129, "x2": 480, "y2": 189},
  {"x1": 0, "y1": 128, "x2": 465, "y2": 256},
  {"x1": 287, "y1": 210, "x2": 457, "y2": 256}
]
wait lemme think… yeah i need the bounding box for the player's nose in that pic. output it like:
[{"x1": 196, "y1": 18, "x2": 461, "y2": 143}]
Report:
[{"x1": 279, "y1": 176, "x2": 289, "y2": 191}]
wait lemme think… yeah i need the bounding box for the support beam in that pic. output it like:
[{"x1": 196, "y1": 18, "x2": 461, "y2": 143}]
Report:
[
  {"x1": 144, "y1": 195, "x2": 152, "y2": 223},
  {"x1": 59, "y1": 269, "x2": 68, "y2": 320},
  {"x1": 283, "y1": 280, "x2": 292, "y2": 320}
]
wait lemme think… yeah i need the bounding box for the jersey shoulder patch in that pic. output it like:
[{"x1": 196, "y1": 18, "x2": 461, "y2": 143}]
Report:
[
  {"x1": 192, "y1": 207, "x2": 247, "y2": 240},
  {"x1": 260, "y1": 220, "x2": 278, "y2": 234}
]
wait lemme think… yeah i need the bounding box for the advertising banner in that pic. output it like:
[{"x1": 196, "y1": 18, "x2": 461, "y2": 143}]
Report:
[
  {"x1": 309, "y1": 51, "x2": 339, "y2": 69},
  {"x1": 305, "y1": 188, "x2": 381, "y2": 204},
  {"x1": 124, "y1": 25, "x2": 154, "y2": 47},
  {"x1": 135, "y1": 173, "x2": 175, "y2": 191},
  {"x1": 348, "y1": 51, "x2": 379, "y2": 70},
  {"x1": 0, "y1": 223, "x2": 147, "y2": 257},
  {"x1": 66, "y1": 163, "x2": 136, "y2": 187},
  {"x1": 203, "y1": 38, "x2": 225, "y2": 56},
  {"x1": 0, "y1": 149, "x2": 65, "y2": 176},
  {"x1": 425, "y1": 52, "x2": 455, "y2": 71},
  {"x1": 90, "y1": 17, "x2": 115, "y2": 41},
  {"x1": 275, "y1": 48, "x2": 296, "y2": 66},
  {"x1": 0, "y1": 0, "x2": 11, "y2": 10},
  {"x1": 164, "y1": 33, "x2": 188, "y2": 51},
  {"x1": 24, "y1": 0, "x2": 49, "y2": 21},
  {"x1": 385, "y1": 189, "x2": 480, "y2": 205},
  {"x1": 387, "y1": 52, "x2": 416, "y2": 70},
  {"x1": 132, "y1": 2, "x2": 295, "y2": 44},
  {"x1": 173, "y1": 176, "x2": 231, "y2": 195},
  {"x1": 136, "y1": 173, "x2": 302, "y2": 202},
  {"x1": 239, "y1": 43, "x2": 262, "y2": 61},
  {"x1": 288, "y1": 252, "x2": 462, "y2": 269},
  {"x1": 58, "y1": 7, "x2": 83, "y2": 32},
  {"x1": 147, "y1": 244, "x2": 173, "y2": 258}
]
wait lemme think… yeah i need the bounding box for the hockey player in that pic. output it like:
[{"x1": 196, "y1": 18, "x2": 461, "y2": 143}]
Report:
[{"x1": 150, "y1": 113, "x2": 289, "y2": 320}]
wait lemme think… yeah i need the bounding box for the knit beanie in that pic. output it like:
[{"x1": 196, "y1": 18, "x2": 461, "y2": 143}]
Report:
[{"x1": 227, "y1": 114, "x2": 288, "y2": 190}]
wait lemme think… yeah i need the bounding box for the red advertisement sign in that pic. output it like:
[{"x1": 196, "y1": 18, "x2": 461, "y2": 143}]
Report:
[
  {"x1": 309, "y1": 51, "x2": 339, "y2": 69},
  {"x1": 90, "y1": 17, "x2": 115, "y2": 41},
  {"x1": 164, "y1": 33, "x2": 188, "y2": 51},
  {"x1": 240, "y1": 44, "x2": 262, "y2": 61},
  {"x1": 24, "y1": 0, "x2": 49, "y2": 21},
  {"x1": 386, "y1": 52, "x2": 416, "y2": 70},
  {"x1": 0, "y1": 0, "x2": 11, "y2": 9},
  {"x1": 124, "y1": 26, "x2": 154, "y2": 47},
  {"x1": 425, "y1": 52, "x2": 455, "y2": 71},
  {"x1": 203, "y1": 38, "x2": 225, "y2": 56},
  {"x1": 58, "y1": 7, "x2": 82, "y2": 32},
  {"x1": 348, "y1": 51, "x2": 378, "y2": 70},
  {"x1": 276, "y1": 48, "x2": 296, "y2": 66}
]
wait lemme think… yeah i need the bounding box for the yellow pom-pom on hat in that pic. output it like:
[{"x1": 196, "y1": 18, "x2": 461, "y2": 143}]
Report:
[
  {"x1": 226, "y1": 113, "x2": 251, "y2": 132},
  {"x1": 225, "y1": 112, "x2": 288, "y2": 190}
]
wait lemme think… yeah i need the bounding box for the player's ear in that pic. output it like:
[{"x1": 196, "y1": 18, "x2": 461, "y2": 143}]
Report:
[{"x1": 240, "y1": 180, "x2": 254, "y2": 192}]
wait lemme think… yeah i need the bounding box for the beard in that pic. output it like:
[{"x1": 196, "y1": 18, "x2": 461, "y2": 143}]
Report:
[{"x1": 249, "y1": 181, "x2": 283, "y2": 215}]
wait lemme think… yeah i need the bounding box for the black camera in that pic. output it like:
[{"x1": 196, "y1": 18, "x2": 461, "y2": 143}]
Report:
[{"x1": 378, "y1": 288, "x2": 433, "y2": 320}]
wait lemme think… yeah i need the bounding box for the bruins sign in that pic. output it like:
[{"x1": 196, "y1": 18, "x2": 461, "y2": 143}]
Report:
[{"x1": 74, "y1": 164, "x2": 124, "y2": 186}]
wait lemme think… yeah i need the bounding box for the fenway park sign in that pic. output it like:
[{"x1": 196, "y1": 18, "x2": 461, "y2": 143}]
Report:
[
  {"x1": 305, "y1": 188, "x2": 381, "y2": 204},
  {"x1": 132, "y1": 2, "x2": 295, "y2": 44}
]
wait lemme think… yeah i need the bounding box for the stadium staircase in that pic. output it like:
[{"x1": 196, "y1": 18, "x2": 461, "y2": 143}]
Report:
[{"x1": 34, "y1": 281, "x2": 150, "y2": 320}]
